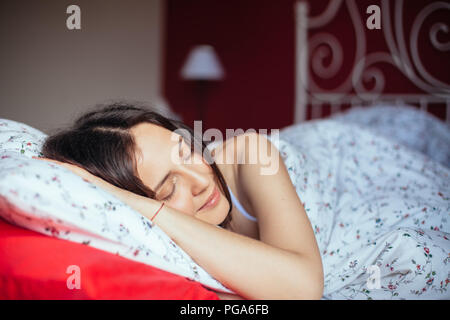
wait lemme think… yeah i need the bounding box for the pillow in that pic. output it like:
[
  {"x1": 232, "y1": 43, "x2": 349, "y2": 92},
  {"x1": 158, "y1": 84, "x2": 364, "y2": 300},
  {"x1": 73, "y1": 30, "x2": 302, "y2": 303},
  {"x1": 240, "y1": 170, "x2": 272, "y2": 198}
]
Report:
[
  {"x1": 0, "y1": 119, "x2": 47, "y2": 158},
  {"x1": 0, "y1": 217, "x2": 219, "y2": 299},
  {"x1": 0, "y1": 118, "x2": 232, "y2": 295}
]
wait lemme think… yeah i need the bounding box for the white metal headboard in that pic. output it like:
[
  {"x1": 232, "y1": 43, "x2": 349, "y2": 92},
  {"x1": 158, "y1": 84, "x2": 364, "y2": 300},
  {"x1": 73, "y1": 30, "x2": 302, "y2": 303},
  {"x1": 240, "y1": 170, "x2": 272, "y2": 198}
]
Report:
[{"x1": 294, "y1": 0, "x2": 450, "y2": 123}]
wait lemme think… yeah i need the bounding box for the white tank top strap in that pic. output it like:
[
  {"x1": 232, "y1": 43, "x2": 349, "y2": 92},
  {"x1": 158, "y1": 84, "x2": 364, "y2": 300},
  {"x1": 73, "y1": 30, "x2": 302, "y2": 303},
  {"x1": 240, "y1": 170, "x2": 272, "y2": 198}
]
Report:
[{"x1": 227, "y1": 186, "x2": 257, "y2": 222}]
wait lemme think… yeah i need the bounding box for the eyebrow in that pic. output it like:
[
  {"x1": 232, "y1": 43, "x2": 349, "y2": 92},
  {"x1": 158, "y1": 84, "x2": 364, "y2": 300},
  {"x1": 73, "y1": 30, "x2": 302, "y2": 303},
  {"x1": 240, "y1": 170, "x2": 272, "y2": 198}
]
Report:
[{"x1": 153, "y1": 136, "x2": 183, "y2": 191}]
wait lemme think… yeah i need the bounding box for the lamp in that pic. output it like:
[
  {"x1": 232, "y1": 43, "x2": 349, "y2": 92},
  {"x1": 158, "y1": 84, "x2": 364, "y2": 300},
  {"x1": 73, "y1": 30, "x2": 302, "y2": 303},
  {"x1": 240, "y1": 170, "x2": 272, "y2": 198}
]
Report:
[{"x1": 180, "y1": 45, "x2": 225, "y2": 124}]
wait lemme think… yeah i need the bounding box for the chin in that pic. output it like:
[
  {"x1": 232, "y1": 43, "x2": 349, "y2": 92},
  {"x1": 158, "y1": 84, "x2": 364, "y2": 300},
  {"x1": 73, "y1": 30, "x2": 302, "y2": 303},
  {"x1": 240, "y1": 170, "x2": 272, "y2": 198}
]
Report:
[{"x1": 215, "y1": 200, "x2": 231, "y2": 226}]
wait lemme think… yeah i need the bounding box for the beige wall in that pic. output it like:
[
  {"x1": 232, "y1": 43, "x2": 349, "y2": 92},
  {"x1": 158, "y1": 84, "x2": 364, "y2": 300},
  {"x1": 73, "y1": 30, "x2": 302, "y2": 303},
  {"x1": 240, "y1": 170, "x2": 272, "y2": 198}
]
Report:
[{"x1": 0, "y1": 0, "x2": 164, "y2": 134}]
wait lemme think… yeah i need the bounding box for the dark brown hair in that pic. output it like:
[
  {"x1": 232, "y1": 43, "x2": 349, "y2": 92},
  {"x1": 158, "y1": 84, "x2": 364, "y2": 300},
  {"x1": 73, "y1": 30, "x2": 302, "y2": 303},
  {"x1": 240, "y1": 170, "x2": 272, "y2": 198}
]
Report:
[{"x1": 42, "y1": 102, "x2": 233, "y2": 228}]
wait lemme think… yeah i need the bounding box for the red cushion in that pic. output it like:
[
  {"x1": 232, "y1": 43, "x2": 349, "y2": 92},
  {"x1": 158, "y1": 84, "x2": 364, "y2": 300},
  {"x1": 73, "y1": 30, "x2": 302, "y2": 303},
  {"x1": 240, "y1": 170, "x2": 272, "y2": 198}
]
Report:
[{"x1": 0, "y1": 218, "x2": 219, "y2": 300}]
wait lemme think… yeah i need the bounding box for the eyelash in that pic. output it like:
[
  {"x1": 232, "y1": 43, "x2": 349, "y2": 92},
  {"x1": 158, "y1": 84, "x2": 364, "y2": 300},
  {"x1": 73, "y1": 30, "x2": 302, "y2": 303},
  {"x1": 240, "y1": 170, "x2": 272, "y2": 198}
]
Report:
[
  {"x1": 163, "y1": 187, "x2": 175, "y2": 201},
  {"x1": 162, "y1": 138, "x2": 191, "y2": 201},
  {"x1": 162, "y1": 176, "x2": 177, "y2": 201}
]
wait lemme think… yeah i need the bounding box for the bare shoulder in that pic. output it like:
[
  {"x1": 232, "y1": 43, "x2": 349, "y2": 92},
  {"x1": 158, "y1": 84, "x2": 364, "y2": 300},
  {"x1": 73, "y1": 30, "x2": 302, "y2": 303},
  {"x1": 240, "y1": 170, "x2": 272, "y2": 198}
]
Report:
[{"x1": 210, "y1": 132, "x2": 270, "y2": 164}]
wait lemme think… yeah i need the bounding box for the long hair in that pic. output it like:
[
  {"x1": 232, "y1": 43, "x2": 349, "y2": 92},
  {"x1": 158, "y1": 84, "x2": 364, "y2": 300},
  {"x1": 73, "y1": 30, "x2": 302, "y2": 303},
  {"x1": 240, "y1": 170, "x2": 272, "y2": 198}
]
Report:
[{"x1": 41, "y1": 102, "x2": 233, "y2": 228}]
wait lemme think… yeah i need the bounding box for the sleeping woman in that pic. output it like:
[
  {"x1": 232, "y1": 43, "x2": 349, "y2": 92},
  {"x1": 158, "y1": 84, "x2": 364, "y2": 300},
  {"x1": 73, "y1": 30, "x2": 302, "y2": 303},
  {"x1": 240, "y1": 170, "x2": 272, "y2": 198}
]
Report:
[
  {"x1": 38, "y1": 103, "x2": 450, "y2": 300},
  {"x1": 38, "y1": 103, "x2": 324, "y2": 300}
]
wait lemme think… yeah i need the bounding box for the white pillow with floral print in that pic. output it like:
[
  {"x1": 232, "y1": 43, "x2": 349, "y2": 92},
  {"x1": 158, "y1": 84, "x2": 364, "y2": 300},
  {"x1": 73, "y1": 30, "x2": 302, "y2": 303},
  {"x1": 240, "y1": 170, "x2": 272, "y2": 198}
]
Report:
[
  {"x1": 0, "y1": 119, "x2": 47, "y2": 157},
  {"x1": 0, "y1": 119, "x2": 231, "y2": 293}
]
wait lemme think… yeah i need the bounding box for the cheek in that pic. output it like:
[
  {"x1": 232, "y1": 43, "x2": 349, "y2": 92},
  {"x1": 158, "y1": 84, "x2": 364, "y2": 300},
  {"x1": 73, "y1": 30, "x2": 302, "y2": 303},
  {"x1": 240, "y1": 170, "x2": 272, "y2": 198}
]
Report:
[
  {"x1": 165, "y1": 193, "x2": 195, "y2": 216},
  {"x1": 195, "y1": 196, "x2": 229, "y2": 225},
  {"x1": 167, "y1": 197, "x2": 195, "y2": 216}
]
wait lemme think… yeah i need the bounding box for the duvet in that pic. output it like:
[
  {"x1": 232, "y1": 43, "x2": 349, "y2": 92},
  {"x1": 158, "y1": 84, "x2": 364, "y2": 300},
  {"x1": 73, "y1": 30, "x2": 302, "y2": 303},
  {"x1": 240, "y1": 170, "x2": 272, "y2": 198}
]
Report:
[
  {"x1": 1, "y1": 105, "x2": 448, "y2": 299},
  {"x1": 274, "y1": 105, "x2": 449, "y2": 299}
]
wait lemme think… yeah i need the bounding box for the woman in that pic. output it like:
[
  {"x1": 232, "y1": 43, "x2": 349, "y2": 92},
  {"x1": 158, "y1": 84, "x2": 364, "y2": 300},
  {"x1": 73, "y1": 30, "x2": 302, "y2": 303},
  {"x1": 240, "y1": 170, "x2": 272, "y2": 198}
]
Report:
[{"x1": 39, "y1": 103, "x2": 324, "y2": 300}]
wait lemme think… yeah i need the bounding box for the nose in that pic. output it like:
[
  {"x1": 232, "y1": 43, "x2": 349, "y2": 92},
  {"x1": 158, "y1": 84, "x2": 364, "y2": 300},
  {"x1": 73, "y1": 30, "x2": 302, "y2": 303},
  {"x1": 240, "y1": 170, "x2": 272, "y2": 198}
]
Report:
[{"x1": 180, "y1": 165, "x2": 210, "y2": 197}]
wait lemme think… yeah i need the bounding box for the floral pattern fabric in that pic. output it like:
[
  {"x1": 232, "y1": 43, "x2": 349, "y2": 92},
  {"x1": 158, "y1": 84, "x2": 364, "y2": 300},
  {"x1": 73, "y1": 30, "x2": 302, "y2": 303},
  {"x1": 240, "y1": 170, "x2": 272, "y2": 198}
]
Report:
[
  {"x1": 0, "y1": 118, "x2": 232, "y2": 293},
  {"x1": 272, "y1": 105, "x2": 449, "y2": 299},
  {"x1": 1, "y1": 104, "x2": 449, "y2": 299},
  {"x1": 332, "y1": 104, "x2": 450, "y2": 167}
]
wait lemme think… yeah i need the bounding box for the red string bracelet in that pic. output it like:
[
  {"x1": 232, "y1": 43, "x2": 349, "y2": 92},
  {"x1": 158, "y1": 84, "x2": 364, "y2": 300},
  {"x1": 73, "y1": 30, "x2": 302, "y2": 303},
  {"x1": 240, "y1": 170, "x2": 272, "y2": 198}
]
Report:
[{"x1": 151, "y1": 202, "x2": 165, "y2": 222}]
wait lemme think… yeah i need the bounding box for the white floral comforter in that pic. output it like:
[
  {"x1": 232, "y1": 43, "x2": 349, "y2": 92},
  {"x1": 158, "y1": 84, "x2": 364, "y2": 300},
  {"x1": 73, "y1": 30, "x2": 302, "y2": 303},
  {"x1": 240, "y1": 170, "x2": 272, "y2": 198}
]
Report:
[{"x1": 274, "y1": 105, "x2": 449, "y2": 299}]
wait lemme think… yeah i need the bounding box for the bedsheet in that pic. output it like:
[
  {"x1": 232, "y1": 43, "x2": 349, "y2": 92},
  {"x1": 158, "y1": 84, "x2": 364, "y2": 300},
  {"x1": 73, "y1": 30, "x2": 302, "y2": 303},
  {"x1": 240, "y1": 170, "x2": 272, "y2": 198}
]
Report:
[
  {"x1": 275, "y1": 105, "x2": 449, "y2": 299},
  {"x1": 331, "y1": 104, "x2": 450, "y2": 167},
  {"x1": 1, "y1": 105, "x2": 448, "y2": 299}
]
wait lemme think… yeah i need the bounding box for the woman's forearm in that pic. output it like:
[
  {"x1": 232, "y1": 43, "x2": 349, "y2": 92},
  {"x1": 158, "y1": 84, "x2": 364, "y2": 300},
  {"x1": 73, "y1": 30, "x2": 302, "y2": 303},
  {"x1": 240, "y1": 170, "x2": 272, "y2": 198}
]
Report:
[
  {"x1": 36, "y1": 157, "x2": 323, "y2": 298},
  {"x1": 130, "y1": 194, "x2": 323, "y2": 300}
]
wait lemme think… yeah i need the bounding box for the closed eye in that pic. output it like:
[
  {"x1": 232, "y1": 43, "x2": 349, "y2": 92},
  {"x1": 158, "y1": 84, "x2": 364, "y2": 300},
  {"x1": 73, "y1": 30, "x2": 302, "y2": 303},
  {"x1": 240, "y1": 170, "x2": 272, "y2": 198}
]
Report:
[
  {"x1": 162, "y1": 184, "x2": 176, "y2": 201},
  {"x1": 161, "y1": 175, "x2": 177, "y2": 201}
]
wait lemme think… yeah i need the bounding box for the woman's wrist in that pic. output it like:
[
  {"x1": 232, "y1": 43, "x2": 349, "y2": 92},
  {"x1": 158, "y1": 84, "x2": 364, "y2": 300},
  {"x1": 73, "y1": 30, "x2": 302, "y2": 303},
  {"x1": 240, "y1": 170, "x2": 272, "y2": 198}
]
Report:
[
  {"x1": 150, "y1": 202, "x2": 165, "y2": 223},
  {"x1": 89, "y1": 176, "x2": 170, "y2": 226}
]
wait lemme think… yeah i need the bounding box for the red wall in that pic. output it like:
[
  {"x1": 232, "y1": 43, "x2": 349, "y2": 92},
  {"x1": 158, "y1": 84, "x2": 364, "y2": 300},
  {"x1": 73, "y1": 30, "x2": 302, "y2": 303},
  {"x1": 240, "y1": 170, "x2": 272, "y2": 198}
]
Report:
[
  {"x1": 305, "y1": 0, "x2": 449, "y2": 120},
  {"x1": 164, "y1": 0, "x2": 449, "y2": 131},
  {"x1": 163, "y1": 0, "x2": 296, "y2": 132}
]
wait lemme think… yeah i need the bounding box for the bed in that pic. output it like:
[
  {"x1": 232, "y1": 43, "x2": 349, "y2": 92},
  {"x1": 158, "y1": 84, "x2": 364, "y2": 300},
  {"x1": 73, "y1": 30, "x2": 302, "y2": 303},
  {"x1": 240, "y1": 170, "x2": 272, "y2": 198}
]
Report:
[
  {"x1": 0, "y1": 0, "x2": 449, "y2": 300},
  {"x1": 293, "y1": 0, "x2": 450, "y2": 124},
  {"x1": 288, "y1": 0, "x2": 450, "y2": 299}
]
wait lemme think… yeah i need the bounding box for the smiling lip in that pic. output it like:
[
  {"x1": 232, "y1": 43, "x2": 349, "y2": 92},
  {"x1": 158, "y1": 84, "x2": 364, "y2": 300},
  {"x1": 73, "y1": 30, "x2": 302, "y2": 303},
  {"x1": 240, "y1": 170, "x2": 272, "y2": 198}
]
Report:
[{"x1": 198, "y1": 186, "x2": 221, "y2": 212}]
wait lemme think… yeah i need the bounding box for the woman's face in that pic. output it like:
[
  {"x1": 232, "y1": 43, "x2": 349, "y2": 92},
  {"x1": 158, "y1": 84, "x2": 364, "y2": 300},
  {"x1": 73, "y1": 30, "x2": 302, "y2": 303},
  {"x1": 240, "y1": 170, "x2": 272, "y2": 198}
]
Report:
[{"x1": 130, "y1": 122, "x2": 229, "y2": 225}]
